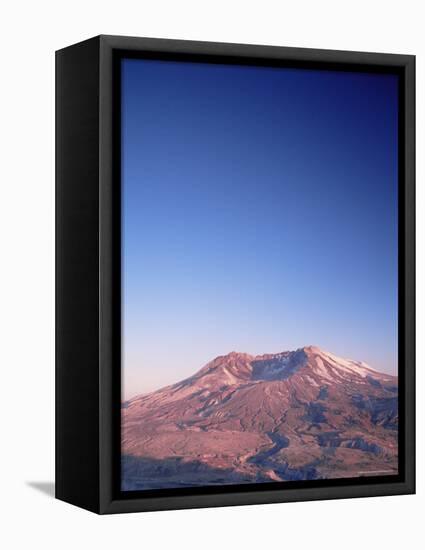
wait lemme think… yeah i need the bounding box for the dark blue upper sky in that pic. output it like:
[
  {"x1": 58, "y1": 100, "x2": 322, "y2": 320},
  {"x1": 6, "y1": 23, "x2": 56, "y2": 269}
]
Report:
[{"x1": 121, "y1": 58, "x2": 398, "y2": 397}]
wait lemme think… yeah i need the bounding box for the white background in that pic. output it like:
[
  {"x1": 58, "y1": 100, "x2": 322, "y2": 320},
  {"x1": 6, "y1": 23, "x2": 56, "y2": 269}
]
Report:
[{"x1": 1, "y1": 1, "x2": 422, "y2": 548}]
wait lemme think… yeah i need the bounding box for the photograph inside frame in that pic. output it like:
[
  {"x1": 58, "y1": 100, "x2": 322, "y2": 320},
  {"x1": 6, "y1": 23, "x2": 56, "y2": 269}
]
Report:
[{"x1": 120, "y1": 57, "x2": 399, "y2": 492}]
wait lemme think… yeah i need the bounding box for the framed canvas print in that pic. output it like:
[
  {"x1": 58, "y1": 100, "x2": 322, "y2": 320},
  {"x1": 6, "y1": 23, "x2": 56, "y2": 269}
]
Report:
[{"x1": 56, "y1": 35, "x2": 415, "y2": 514}]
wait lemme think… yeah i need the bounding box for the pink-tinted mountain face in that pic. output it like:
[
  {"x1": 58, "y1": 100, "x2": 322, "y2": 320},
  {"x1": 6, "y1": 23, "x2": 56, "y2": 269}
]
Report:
[{"x1": 122, "y1": 347, "x2": 398, "y2": 490}]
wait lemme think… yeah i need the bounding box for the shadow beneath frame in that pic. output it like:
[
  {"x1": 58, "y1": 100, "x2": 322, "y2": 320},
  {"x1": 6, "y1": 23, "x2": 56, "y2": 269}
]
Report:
[{"x1": 26, "y1": 481, "x2": 55, "y2": 498}]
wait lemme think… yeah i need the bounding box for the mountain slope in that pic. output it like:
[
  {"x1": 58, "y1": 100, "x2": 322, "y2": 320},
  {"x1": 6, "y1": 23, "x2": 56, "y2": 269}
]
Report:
[{"x1": 122, "y1": 347, "x2": 398, "y2": 490}]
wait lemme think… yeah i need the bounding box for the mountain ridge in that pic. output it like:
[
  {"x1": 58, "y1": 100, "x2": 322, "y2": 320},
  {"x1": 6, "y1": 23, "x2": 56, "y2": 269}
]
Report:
[
  {"x1": 126, "y1": 346, "x2": 396, "y2": 402},
  {"x1": 122, "y1": 346, "x2": 398, "y2": 491}
]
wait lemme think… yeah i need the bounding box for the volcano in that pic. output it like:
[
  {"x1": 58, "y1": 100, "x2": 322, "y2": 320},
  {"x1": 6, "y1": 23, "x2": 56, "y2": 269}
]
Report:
[{"x1": 122, "y1": 346, "x2": 398, "y2": 490}]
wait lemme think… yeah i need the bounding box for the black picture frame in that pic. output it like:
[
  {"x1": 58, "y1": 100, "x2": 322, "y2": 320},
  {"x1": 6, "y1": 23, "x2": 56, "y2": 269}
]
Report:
[{"x1": 56, "y1": 35, "x2": 415, "y2": 514}]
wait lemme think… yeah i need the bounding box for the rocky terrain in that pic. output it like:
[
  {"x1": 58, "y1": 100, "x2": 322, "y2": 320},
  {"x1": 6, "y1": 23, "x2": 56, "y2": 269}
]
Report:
[{"x1": 122, "y1": 346, "x2": 398, "y2": 491}]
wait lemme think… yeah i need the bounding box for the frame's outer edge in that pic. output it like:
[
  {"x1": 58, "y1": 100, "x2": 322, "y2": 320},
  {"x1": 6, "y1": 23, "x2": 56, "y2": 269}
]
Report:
[
  {"x1": 403, "y1": 55, "x2": 416, "y2": 494},
  {"x1": 99, "y1": 34, "x2": 413, "y2": 66},
  {"x1": 99, "y1": 35, "x2": 116, "y2": 514},
  {"x1": 91, "y1": 35, "x2": 415, "y2": 514},
  {"x1": 55, "y1": 36, "x2": 102, "y2": 513}
]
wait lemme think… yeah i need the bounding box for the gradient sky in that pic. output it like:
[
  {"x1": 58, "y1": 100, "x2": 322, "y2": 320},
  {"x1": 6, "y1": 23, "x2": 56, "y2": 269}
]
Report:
[{"x1": 122, "y1": 58, "x2": 398, "y2": 399}]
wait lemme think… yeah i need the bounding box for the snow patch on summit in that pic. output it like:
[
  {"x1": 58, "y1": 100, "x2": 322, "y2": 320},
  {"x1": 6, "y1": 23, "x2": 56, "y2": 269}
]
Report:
[
  {"x1": 319, "y1": 349, "x2": 373, "y2": 378},
  {"x1": 312, "y1": 356, "x2": 334, "y2": 382}
]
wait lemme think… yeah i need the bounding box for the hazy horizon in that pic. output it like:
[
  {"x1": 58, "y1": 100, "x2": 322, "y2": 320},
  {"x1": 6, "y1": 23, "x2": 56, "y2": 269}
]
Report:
[{"x1": 122, "y1": 58, "x2": 398, "y2": 400}]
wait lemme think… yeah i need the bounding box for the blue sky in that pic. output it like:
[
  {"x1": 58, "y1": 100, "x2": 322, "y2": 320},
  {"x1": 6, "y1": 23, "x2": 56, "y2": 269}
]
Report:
[{"x1": 122, "y1": 58, "x2": 398, "y2": 398}]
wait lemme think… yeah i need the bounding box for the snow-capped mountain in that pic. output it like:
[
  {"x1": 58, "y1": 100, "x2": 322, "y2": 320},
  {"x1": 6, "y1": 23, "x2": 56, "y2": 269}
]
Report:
[{"x1": 122, "y1": 347, "x2": 398, "y2": 490}]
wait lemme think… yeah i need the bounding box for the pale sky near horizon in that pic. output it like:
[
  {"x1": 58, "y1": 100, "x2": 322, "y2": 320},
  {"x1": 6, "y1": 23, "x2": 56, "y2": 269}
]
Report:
[{"x1": 121, "y1": 58, "x2": 398, "y2": 400}]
